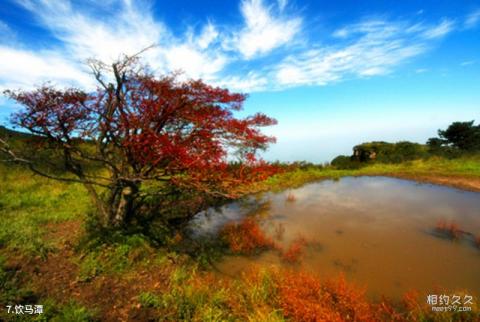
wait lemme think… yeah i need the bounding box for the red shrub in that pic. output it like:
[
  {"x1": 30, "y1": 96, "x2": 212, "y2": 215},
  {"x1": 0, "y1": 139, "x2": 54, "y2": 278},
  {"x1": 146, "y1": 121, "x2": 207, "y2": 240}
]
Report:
[
  {"x1": 281, "y1": 237, "x2": 308, "y2": 264},
  {"x1": 220, "y1": 217, "x2": 276, "y2": 254},
  {"x1": 322, "y1": 274, "x2": 374, "y2": 321},
  {"x1": 274, "y1": 270, "x2": 340, "y2": 321},
  {"x1": 273, "y1": 270, "x2": 375, "y2": 321}
]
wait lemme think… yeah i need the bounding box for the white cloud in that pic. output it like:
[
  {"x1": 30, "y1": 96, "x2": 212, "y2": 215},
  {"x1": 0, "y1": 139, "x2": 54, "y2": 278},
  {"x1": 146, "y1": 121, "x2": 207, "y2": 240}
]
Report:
[
  {"x1": 4, "y1": 0, "x2": 231, "y2": 89},
  {"x1": 163, "y1": 44, "x2": 226, "y2": 80},
  {"x1": 232, "y1": 0, "x2": 302, "y2": 59},
  {"x1": 332, "y1": 28, "x2": 349, "y2": 38},
  {"x1": 197, "y1": 23, "x2": 219, "y2": 49},
  {"x1": 15, "y1": 0, "x2": 166, "y2": 64},
  {"x1": 421, "y1": 19, "x2": 454, "y2": 39},
  {"x1": 274, "y1": 19, "x2": 428, "y2": 88},
  {"x1": 214, "y1": 72, "x2": 268, "y2": 92},
  {"x1": 460, "y1": 60, "x2": 475, "y2": 66},
  {"x1": 0, "y1": 46, "x2": 92, "y2": 90},
  {"x1": 465, "y1": 9, "x2": 480, "y2": 29},
  {"x1": 332, "y1": 20, "x2": 401, "y2": 39}
]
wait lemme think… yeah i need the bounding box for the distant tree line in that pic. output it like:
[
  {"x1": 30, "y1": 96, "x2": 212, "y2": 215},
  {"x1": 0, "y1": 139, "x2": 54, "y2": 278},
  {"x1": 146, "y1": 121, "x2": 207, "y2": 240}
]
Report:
[
  {"x1": 331, "y1": 120, "x2": 480, "y2": 169},
  {"x1": 427, "y1": 120, "x2": 480, "y2": 152}
]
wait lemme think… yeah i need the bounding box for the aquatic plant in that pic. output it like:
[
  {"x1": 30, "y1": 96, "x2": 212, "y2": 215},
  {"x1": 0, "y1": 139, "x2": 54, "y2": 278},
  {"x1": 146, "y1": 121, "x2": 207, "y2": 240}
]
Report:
[
  {"x1": 435, "y1": 220, "x2": 462, "y2": 240},
  {"x1": 281, "y1": 236, "x2": 308, "y2": 264},
  {"x1": 286, "y1": 192, "x2": 297, "y2": 202},
  {"x1": 220, "y1": 217, "x2": 276, "y2": 254},
  {"x1": 273, "y1": 222, "x2": 285, "y2": 241}
]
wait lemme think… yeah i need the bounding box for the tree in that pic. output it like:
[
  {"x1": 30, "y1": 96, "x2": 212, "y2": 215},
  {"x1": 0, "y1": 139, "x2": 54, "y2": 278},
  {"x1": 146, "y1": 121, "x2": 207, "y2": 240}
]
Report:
[
  {"x1": 436, "y1": 121, "x2": 480, "y2": 151},
  {"x1": 330, "y1": 155, "x2": 361, "y2": 169},
  {"x1": 426, "y1": 137, "x2": 445, "y2": 149},
  {"x1": 0, "y1": 55, "x2": 278, "y2": 229}
]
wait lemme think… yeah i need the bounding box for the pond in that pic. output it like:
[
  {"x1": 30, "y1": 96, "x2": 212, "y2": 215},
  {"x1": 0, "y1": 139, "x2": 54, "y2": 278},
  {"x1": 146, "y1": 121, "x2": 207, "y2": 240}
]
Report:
[{"x1": 192, "y1": 176, "x2": 480, "y2": 300}]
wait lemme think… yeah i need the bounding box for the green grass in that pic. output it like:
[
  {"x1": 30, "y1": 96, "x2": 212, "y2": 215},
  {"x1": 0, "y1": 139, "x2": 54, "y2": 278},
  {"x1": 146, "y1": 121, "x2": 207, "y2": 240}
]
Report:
[
  {"x1": 0, "y1": 164, "x2": 91, "y2": 256},
  {"x1": 155, "y1": 265, "x2": 234, "y2": 321},
  {"x1": 76, "y1": 234, "x2": 158, "y2": 281}
]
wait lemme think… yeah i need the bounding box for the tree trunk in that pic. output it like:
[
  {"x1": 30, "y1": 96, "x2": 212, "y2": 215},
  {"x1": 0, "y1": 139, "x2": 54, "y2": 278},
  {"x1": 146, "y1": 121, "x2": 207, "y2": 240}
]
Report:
[{"x1": 111, "y1": 185, "x2": 137, "y2": 228}]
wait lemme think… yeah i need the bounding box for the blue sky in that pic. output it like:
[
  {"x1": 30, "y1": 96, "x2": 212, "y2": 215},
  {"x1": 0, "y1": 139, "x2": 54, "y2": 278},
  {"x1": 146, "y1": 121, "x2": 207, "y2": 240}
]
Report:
[{"x1": 0, "y1": 0, "x2": 479, "y2": 162}]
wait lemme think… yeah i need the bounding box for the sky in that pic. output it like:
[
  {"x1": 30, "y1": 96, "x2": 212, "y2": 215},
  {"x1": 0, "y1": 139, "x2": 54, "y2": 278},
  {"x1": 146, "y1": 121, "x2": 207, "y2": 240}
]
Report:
[{"x1": 0, "y1": 0, "x2": 479, "y2": 162}]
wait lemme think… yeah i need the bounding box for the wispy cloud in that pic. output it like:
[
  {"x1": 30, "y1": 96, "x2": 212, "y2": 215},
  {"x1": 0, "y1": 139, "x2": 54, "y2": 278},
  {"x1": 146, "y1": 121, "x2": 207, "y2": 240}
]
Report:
[
  {"x1": 215, "y1": 72, "x2": 269, "y2": 92},
  {"x1": 421, "y1": 19, "x2": 455, "y2": 39},
  {"x1": 272, "y1": 18, "x2": 449, "y2": 88},
  {"x1": 277, "y1": 0, "x2": 288, "y2": 11},
  {"x1": 0, "y1": 21, "x2": 9, "y2": 33},
  {"x1": 0, "y1": 20, "x2": 17, "y2": 44},
  {"x1": 460, "y1": 60, "x2": 475, "y2": 66},
  {"x1": 415, "y1": 68, "x2": 428, "y2": 74},
  {"x1": 465, "y1": 9, "x2": 480, "y2": 29}
]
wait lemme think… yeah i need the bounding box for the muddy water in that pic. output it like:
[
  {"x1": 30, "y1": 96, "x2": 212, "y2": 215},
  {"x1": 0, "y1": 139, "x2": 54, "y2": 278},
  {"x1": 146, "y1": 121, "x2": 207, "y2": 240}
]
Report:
[{"x1": 192, "y1": 176, "x2": 480, "y2": 300}]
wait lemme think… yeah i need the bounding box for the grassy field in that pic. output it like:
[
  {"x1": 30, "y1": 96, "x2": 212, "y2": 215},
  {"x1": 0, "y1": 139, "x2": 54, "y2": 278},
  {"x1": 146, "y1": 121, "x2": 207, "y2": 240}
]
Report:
[{"x1": 1, "y1": 156, "x2": 480, "y2": 321}]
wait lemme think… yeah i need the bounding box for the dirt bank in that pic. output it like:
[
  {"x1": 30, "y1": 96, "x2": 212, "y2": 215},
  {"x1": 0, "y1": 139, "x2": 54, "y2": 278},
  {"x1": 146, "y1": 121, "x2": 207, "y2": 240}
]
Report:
[{"x1": 384, "y1": 173, "x2": 480, "y2": 193}]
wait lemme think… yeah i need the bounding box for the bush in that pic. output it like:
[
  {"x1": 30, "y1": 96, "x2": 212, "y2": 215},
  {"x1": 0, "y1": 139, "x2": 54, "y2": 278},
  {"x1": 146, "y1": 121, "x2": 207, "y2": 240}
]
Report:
[
  {"x1": 331, "y1": 155, "x2": 362, "y2": 169},
  {"x1": 351, "y1": 141, "x2": 428, "y2": 164}
]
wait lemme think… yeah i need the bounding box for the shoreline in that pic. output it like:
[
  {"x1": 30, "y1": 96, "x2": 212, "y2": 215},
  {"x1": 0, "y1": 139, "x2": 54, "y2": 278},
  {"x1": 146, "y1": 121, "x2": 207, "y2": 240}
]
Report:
[
  {"x1": 379, "y1": 172, "x2": 480, "y2": 193},
  {"x1": 251, "y1": 167, "x2": 480, "y2": 196}
]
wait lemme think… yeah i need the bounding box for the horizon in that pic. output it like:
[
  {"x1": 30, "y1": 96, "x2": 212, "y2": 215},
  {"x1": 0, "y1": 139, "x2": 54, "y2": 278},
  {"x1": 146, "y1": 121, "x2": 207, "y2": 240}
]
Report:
[{"x1": 0, "y1": 0, "x2": 479, "y2": 163}]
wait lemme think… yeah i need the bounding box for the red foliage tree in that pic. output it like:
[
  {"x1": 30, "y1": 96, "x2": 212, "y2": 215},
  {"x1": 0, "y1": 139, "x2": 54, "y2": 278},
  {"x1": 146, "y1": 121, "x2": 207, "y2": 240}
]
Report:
[{"x1": 0, "y1": 55, "x2": 277, "y2": 228}]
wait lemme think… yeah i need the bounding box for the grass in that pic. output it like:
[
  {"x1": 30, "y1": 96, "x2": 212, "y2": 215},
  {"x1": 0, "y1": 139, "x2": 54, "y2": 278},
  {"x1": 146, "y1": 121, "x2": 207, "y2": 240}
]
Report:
[
  {"x1": 0, "y1": 163, "x2": 91, "y2": 256},
  {"x1": 45, "y1": 300, "x2": 97, "y2": 322},
  {"x1": 0, "y1": 255, "x2": 36, "y2": 309},
  {"x1": 76, "y1": 233, "x2": 164, "y2": 281},
  {"x1": 0, "y1": 260, "x2": 95, "y2": 322}
]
